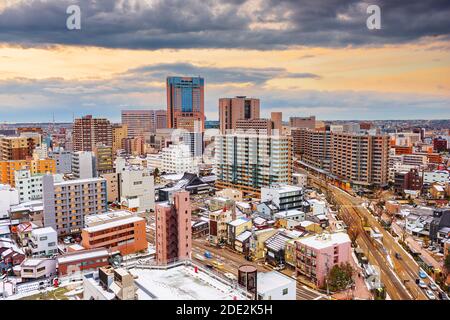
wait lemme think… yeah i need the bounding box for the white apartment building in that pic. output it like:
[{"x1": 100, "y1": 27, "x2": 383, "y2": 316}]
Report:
[
  {"x1": 29, "y1": 226, "x2": 58, "y2": 257},
  {"x1": 14, "y1": 170, "x2": 43, "y2": 203},
  {"x1": 423, "y1": 171, "x2": 450, "y2": 184},
  {"x1": 257, "y1": 271, "x2": 296, "y2": 300},
  {"x1": 33, "y1": 143, "x2": 49, "y2": 159},
  {"x1": 72, "y1": 151, "x2": 95, "y2": 179},
  {"x1": 161, "y1": 144, "x2": 197, "y2": 174},
  {"x1": 0, "y1": 184, "x2": 19, "y2": 219},
  {"x1": 146, "y1": 153, "x2": 162, "y2": 171},
  {"x1": 215, "y1": 133, "x2": 292, "y2": 195},
  {"x1": 261, "y1": 185, "x2": 303, "y2": 211},
  {"x1": 118, "y1": 165, "x2": 155, "y2": 212}
]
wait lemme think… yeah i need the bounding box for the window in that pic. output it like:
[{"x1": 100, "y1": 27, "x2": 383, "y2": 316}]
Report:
[
  {"x1": 48, "y1": 242, "x2": 56, "y2": 247},
  {"x1": 282, "y1": 288, "x2": 288, "y2": 295},
  {"x1": 39, "y1": 236, "x2": 48, "y2": 241}
]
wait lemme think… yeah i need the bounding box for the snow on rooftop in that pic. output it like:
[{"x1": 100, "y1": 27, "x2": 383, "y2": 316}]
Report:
[
  {"x1": 297, "y1": 232, "x2": 351, "y2": 249},
  {"x1": 83, "y1": 216, "x2": 144, "y2": 233},
  {"x1": 257, "y1": 271, "x2": 295, "y2": 294},
  {"x1": 229, "y1": 217, "x2": 250, "y2": 227},
  {"x1": 129, "y1": 265, "x2": 249, "y2": 300},
  {"x1": 57, "y1": 249, "x2": 109, "y2": 264}
]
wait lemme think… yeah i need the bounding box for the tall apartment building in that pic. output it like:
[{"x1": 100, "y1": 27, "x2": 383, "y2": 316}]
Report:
[
  {"x1": 155, "y1": 191, "x2": 192, "y2": 265},
  {"x1": 161, "y1": 144, "x2": 196, "y2": 174},
  {"x1": 112, "y1": 124, "x2": 128, "y2": 154},
  {"x1": 167, "y1": 77, "x2": 205, "y2": 132},
  {"x1": 42, "y1": 175, "x2": 108, "y2": 236},
  {"x1": 72, "y1": 115, "x2": 113, "y2": 152},
  {"x1": 48, "y1": 149, "x2": 72, "y2": 174},
  {"x1": 0, "y1": 158, "x2": 56, "y2": 187},
  {"x1": 289, "y1": 116, "x2": 316, "y2": 129},
  {"x1": 219, "y1": 96, "x2": 260, "y2": 134},
  {"x1": 0, "y1": 133, "x2": 42, "y2": 160},
  {"x1": 72, "y1": 151, "x2": 95, "y2": 179},
  {"x1": 330, "y1": 132, "x2": 389, "y2": 187},
  {"x1": 215, "y1": 133, "x2": 293, "y2": 195},
  {"x1": 121, "y1": 110, "x2": 152, "y2": 138},
  {"x1": 14, "y1": 169, "x2": 44, "y2": 203},
  {"x1": 93, "y1": 144, "x2": 114, "y2": 175},
  {"x1": 293, "y1": 128, "x2": 331, "y2": 171},
  {"x1": 82, "y1": 211, "x2": 147, "y2": 255}
]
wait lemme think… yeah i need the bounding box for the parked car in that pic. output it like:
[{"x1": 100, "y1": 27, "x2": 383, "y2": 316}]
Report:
[
  {"x1": 418, "y1": 280, "x2": 427, "y2": 288},
  {"x1": 224, "y1": 272, "x2": 237, "y2": 281},
  {"x1": 438, "y1": 292, "x2": 449, "y2": 300},
  {"x1": 425, "y1": 290, "x2": 436, "y2": 300},
  {"x1": 429, "y1": 282, "x2": 439, "y2": 291}
]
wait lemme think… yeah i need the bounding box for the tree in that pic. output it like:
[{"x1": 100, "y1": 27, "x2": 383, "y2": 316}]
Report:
[{"x1": 326, "y1": 262, "x2": 355, "y2": 292}]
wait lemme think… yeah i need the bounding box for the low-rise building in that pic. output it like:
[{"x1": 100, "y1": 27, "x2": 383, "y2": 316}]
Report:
[
  {"x1": 29, "y1": 227, "x2": 58, "y2": 257},
  {"x1": 227, "y1": 217, "x2": 252, "y2": 250},
  {"x1": 20, "y1": 258, "x2": 57, "y2": 281},
  {"x1": 81, "y1": 211, "x2": 147, "y2": 256},
  {"x1": 257, "y1": 271, "x2": 296, "y2": 300},
  {"x1": 57, "y1": 248, "x2": 110, "y2": 276},
  {"x1": 295, "y1": 233, "x2": 351, "y2": 287}
]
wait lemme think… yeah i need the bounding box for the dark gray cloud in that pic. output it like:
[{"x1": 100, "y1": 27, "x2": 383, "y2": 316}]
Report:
[
  {"x1": 0, "y1": 0, "x2": 448, "y2": 49},
  {"x1": 124, "y1": 63, "x2": 321, "y2": 84}
]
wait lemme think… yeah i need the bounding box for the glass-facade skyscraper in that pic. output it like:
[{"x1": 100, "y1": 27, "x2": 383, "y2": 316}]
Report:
[{"x1": 166, "y1": 76, "x2": 205, "y2": 132}]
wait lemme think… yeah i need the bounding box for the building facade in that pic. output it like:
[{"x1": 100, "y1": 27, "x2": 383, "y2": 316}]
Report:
[
  {"x1": 155, "y1": 191, "x2": 192, "y2": 265},
  {"x1": 215, "y1": 133, "x2": 293, "y2": 195},
  {"x1": 73, "y1": 115, "x2": 113, "y2": 152},
  {"x1": 42, "y1": 175, "x2": 108, "y2": 236},
  {"x1": 219, "y1": 96, "x2": 260, "y2": 134},
  {"x1": 167, "y1": 76, "x2": 205, "y2": 132}
]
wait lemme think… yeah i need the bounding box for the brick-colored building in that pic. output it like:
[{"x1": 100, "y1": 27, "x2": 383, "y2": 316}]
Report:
[
  {"x1": 81, "y1": 212, "x2": 147, "y2": 256},
  {"x1": 155, "y1": 191, "x2": 192, "y2": 265},
  {"x1": 219, "y1": 96, "x2": 260, "y2": 134},
  {"x1": 73, "y1": 115, "x2": 113, "y2": 152}
]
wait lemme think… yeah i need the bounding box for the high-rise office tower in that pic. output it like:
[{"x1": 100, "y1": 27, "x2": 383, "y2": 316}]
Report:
[
  {"x1": 155, "y1": 191, "x2": 192, "y2": 265},
  {"x1": 166, "y1": 77, "x2": 205, "y2": 132},
  {"x1": 215, "y1": 133, "x2": 293, "y2": 196},
  {"x1": 219, "y1": 96, "x2": 260, "y2": 134},
  {"x1": 72, "y1": 115, "x2": 112, "y2": 152}
]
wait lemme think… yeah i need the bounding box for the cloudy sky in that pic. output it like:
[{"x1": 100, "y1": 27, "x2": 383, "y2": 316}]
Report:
[{"x1": 0, "y1": 0, "x2": 449, "y2": 123}]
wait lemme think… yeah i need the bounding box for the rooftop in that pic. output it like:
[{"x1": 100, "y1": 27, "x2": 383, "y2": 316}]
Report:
[
  {"x1": 57, "y1": 248, "x2": 109, "y2": 264},
  {"x1": 129, "y1": 265, "x2": 249, "y2": 300},
  {"x1": 83, "y1": 216, "x2": 144, "y2": 233},
  {"x1": 297, "y1": 232, "x2": 351, "y2": 249},
  {"x1": 257, "y1": 271, "x2": 295, "y2": 294}
]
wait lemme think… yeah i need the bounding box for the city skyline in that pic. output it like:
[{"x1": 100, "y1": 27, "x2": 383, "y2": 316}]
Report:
[{"x1": 0, "y1": 0, "x2": 449, "y2": 122}]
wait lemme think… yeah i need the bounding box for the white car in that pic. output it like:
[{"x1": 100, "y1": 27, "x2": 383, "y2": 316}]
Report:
[
  {"x1": 425, "y1": 290, "x2": 436, "y2": 300},
  {"x1": 418, "y1": 280, "x2": 427, "y2": 288},
  {"x1": 429, "y1": 283, "x2": 439, "y2": 291},
  {"x1": 224, "y1": 273, "x2": 237, "y2": 281}
]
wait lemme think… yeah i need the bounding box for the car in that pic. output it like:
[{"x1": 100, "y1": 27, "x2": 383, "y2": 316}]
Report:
[
  {"x1": 212, "y1": 261, "x2": 224, "y2": 270},
  {"x1": 418, "y1": 280, "x2": 427, "y2": 288},
  {"x1": 224, "y1": 272, "x2": 237, "y2": 281},
  {"x1": 419, "y1": 269, "x2": 427, "y2": 279},
  {"x1": 395, "y1": 253, "x2": 402, "y2": 260},
  {"x1": 63, "y1": 238, "x2": 71, "y2": 245},
  {"x1": 438, "y1": 292, "x2": 449, "y2": 300},
  {"x1": 425, "y1": 290, "x2": 436, "y2": 300},
  {"x1": 429, "y1": 283, "x2": 439, "y2": 291}
]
